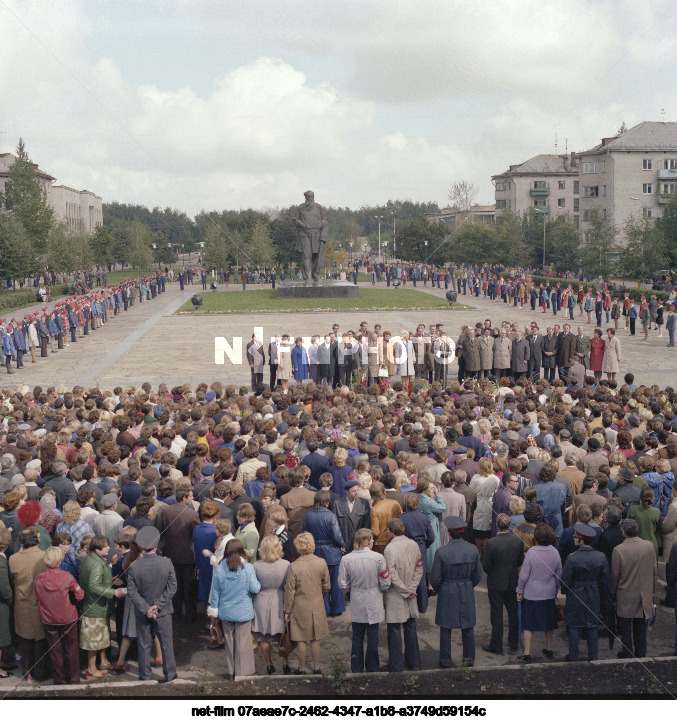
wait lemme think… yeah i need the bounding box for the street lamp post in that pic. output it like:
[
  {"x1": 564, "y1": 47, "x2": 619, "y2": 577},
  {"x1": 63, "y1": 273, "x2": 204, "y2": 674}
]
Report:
[
  {"x1": 349, "y1": 241, "x2": 353, "y2": 265},
  {"x1": 375, "y1": 215, "x2": 383, "y2": 262},
  {"x1": 383, "y1": 242, "x2": 388, "y2": 262},
  {"x1": 391, "y1": 211, "x2": 397, "y2": 259}
]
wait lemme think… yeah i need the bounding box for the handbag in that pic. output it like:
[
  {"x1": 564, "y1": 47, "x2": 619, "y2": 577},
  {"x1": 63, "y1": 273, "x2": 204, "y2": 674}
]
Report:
[
  {"x1": 555, "y1": 598, "x2": 565, "y2": 622},
  {"x1": 278, "y1": 621, "x2": 296, "y2": 659}
]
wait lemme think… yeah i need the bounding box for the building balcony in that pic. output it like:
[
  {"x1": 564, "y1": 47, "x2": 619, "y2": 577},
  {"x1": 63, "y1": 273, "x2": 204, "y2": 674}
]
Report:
[
  {"x1": 529, "y1": 188, "x2": 550, "y2": 197},
  {"x1": 657, "y1": 193, "x2": 676, "y2": 204},
  {"x1": 658, "y1": 169, "x2": 677, "y2": 180}
]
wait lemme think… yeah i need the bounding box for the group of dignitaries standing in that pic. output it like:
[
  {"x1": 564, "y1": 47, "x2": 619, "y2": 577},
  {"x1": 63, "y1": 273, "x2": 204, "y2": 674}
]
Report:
[
  {"x1": 0, "y1": 271, "x2": 168, "y2": 374},
  {"x1": 246, "y1": 318, "x2": 624, "y2": 394}
]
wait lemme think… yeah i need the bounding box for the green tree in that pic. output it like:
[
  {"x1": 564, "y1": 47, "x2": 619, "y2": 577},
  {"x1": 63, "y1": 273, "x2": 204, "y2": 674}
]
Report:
[
  {"x1": 544, "y1": 215, "x2": 581, "y2": 273},
  {"x1": 152, "y1": 232, "x2": 174, "y2": 266},
  {"x1": 447, "y1": 181, "x2": 479, "y2": 212},
  {"x1": 657, "y1": 194, "x2": 677, "y2": 268},
  {"x1": 449, "y1": 222, "x2": 497, "y2": 264},
  {"x1": 126, "y1": 221, "x2": 154, "y2": 269},
  {"x1": 90, "y1": 225, "x2": 116, "y2": 269},
  {"x1": 47, "y1": 222, "x2": 78, "y2": 273},
  {"x1": 396, "y1": 217, "x2": 448, "y2": 263},
  {"x1": 619, "y1": 214, "x2": 666, "y2": 280},
  {"x1": 0, "y1": 214, "x2": 39, "y2": 280},
  {"x1": 495, "y1": 211, "x2": 527, "y2": 266},
  {"x1": 248, "y1": 220, "x2": 275, "y2": 269},
  {"x1": 582, "y1": 210, "x2": 616, "y2": 279},
  {"x1": 1, "y1": 138, "x2": 54, "y2": 252},
  {"x1": 203, "y1": 224, "x2": 230, "y2": 271}
]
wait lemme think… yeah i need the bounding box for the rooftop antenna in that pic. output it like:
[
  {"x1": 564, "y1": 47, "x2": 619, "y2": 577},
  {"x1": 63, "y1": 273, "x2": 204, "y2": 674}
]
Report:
[
  {"x1": 565, "y1": 138, "x2": 568, "y2": 154},
  {"x1": 555, "y1": 133, "x2": 558, "y2": 154},
  {"x1": 661, "y1": 108, "x2": 666, "y2": 120}
]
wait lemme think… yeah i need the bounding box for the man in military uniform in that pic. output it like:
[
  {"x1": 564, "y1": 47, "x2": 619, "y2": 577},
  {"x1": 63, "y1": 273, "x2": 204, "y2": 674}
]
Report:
[
  {"x1": 431, "y1": 516, "x2": 482, "y2": 668},
  {"x1": 294, "y1": 190, "x2": 328, "y2": 282},
  {"x1": 560, "y1": 523, "x2": 609, "y2": 662},
  {"x1": 127, "y1": 526, "x2": 178, "y2": 682}
]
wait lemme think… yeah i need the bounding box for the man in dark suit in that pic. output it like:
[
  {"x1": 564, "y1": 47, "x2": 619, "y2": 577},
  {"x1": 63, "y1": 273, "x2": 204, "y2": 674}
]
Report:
[
  {"x1": 127, "y1": 526, "x2": 178, "y2": 682},
  {"x1": 556, "y1": 323, "x2": 576, "y2": 381},
  {"x1": 333, "y1": 480, "x2": 371, "y2": 551},
  {"x1": 268, "y1": 333, "x2": 281, "y2": 387},
  {"x1": 301, "y1": 439, "x2": 331, "y2": 489},
  {"x1": 526, "y1": 326, "x2": 544, "y2": 382},
  {"x1": 481, "y1": 513, "x2": 524, "y2": 654},
  {"x1": 44, "y1": 461, "x2": 76, "y2": 510},
  {"x1": 156, "y1": 485, "x2": 199, "y2": 622}
]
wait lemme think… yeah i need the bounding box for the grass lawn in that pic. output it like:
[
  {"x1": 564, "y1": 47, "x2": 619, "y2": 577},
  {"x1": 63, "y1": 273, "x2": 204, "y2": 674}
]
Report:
[{"x1": 176, "y1": 288, "x2": 471, "y2": 314}]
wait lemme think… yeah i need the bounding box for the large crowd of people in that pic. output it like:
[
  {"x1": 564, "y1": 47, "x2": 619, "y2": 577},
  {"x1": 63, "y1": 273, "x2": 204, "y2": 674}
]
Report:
[{"x1": 0, "y1": 349, "x2": 675, "y2": 685}]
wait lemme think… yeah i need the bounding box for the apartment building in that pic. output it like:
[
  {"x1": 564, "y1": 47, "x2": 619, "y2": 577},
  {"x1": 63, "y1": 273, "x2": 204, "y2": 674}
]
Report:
[
  {"x1": 0, "y1": 152, "x2": 102, "y2": 234},
  {"x1": 578, "y1": 121, "x2": 677, "y2": 246},
  {"x1": 492, "y1": 153, "x2": 580, "y2": 222},
  {"x1": 424, "y1": 205, "x2": 495, "y2": 231}
]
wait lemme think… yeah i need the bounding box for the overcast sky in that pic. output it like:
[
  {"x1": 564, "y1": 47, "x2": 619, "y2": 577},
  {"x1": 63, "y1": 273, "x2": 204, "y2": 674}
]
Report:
[{"x1": 1, "y1": 0, "x2": 676, "y2": 216}]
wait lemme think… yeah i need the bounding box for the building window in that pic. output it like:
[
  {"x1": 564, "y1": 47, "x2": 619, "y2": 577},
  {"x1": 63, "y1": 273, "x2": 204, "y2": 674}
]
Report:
[
  {"x1": 496, "y1": 199, "x2": 507, "y2": 209},
  {"x1": 574, "y1": 198, "x2": 580, "y2": 212},
  {"x1": 496, "y1": 181, "x2": 507, "y2": 191},
  {"x1": 643, "y1": 208, "x2": 653, "y2": 218},
  {"x1": 533, "y1": 181, "x2": 547, "y2": 189},
  {"x1": 534, "y1": 199, "x2": 547, "y2": 208},
  {"x1": 662, "y1": 182, "x2": 677, "y2": 195},
  {"x1": 558, "y1": 198, "x2": 565, "y2": 207},
  {"x1": 573, "y1": 215, "x2": 579, "y2": 227},
  {"x1": 558, "y1": 181, "x2": 565, "y2": 190},
  {"x1": 664, "y1": 160, "x2": 677, "y2": 170},
  {"x1": 643, "y1": 159, "x2": 653, "y2": 170},
  {"x1": 573, "y1": 180, "x2": 579, "y2": 194},
  {"x1": 643, "y1": 183, "x2": 653, "y2": 194},
  {"x1": 583, "y1": 210, "x2": 591, "y2": 221},
  {"x1": 582, "y1": 162, "x2": 598, "y2": 173},
  {"x1": 584, "y1": 186, "x2": 599, "y2": 197}
]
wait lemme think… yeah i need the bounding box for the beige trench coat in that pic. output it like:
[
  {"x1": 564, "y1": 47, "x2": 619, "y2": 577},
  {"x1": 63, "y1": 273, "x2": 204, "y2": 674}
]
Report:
[
  {"x1": 383, "y1": 535, "x2": 423, "y2": 623},
  {"x1": 601, "y1": 335, "x2": 621, "y2": 373},
  {"x1": 9, "y1": 546, "x2": 47, "y2": 640},
  {"x1": 610, "y1": 536, "x2": 657, "y2": 618},
  {"x1": 492, "y1": 337, "x2": 512, "y2": 369},
  {"x1": 283, "y1": 554, "x2": 331, "y2": 642}
]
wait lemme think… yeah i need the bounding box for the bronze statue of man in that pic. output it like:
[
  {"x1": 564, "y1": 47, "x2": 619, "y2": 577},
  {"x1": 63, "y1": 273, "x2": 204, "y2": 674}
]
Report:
[{"x1": 294, "y1": 190, "x2": 328, "y2": 282}]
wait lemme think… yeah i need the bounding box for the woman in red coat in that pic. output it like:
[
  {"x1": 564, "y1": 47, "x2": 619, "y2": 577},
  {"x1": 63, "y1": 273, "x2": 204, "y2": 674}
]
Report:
[{"x1": 589, "y1": 327, "x2": 605, "y2": 382}]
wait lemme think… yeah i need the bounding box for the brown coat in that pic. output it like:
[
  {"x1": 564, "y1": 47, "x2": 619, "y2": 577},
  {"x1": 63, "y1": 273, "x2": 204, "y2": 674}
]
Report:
[
  {"x1": 9, "y1": 546, "x2": 47, "y2": 640},
  {"x1": 280, "y1": 487, "x2": 316, "y2": 538},
  {"x1": 283, "y1": 553, "x2": 330, "y2": 641},
  {"x1": 371, "y1": 498, "x2": 403, "y2": 550},
  {"x1": 610, "y1": 536, "x2": 657, "y2": 618}
]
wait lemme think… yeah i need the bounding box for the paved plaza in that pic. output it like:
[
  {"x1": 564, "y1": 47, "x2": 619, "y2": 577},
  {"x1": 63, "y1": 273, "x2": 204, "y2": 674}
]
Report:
[{"x1": 3, "y1": 280, "x2": 676, "y2": 391}]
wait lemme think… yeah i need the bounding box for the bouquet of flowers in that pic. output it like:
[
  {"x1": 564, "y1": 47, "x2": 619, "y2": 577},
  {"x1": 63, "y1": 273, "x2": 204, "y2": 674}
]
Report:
[
  {"x1": 324, "y1": 426, "x2": 344, "y2": 452},
  {"x1": 411, "y1": 378, "x2": 429, "y2": 395}
]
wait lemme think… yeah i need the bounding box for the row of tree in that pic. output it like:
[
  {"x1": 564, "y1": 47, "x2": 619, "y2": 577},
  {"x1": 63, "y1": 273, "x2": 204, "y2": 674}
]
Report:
[{"x1": 1, "y1": 138, "x2": 675, "y2": 281}]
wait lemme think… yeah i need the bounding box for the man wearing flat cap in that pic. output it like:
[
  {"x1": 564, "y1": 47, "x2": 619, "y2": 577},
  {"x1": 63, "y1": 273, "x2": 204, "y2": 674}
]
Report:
[
  {"x1": 294, "y1": 190, "x2": 328, "y2": 282},
  {"x1": 127, "y1": 526, "x2": 178, "y2": 682},
  {"x1": 560, "y1": 522, "x2": 609, "y2": 661},
  {"x1": 430, "y1": 516, "x2": 482, "y2": 667}
]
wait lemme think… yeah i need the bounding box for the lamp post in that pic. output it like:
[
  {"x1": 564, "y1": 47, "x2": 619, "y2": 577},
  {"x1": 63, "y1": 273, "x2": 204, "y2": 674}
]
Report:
[
  {"x1": 391, "y1": 211, "x2": 397, "y2": 259},
  {"x1": 383, "y1": 241, "x2": 388, "y2": 262},
  {"x1": 375, "y1": 215, "x2": 383, "y2": 262},
  {"x1": 349, "y1": 241, "x2": 353, "y2": 265},
  {"x1": 424, "y1": 240, "x2": 428, "y2": 260}
]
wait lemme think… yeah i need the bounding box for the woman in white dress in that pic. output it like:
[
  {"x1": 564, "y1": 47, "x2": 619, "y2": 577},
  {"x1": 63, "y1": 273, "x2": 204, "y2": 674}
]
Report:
[
  {"x1": 276, "y1": 336, "x2": 292, "y2": 392},
  {"x1": 395, "y1": 330, "x2": 416, "y2": 389}
]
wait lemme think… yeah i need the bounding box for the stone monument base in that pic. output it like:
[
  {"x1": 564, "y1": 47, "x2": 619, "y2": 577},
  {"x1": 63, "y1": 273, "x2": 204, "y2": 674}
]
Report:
[{"x1": 277, "y1": 280, "x2": 360, "y2": 299}]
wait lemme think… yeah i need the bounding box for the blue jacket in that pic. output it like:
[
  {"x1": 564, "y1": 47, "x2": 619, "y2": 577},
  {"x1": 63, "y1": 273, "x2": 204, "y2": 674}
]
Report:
[
  {"x1": 534, "y1": 480, "x2": 566, "y2": 538},
  {"x1": 2, "y1": 332, "x2": 15, "y2": 357},
  {"x1": 302, "y1": 507, "x2": 345, "y2": 565},
  {"x1": 12, "y1": 326, "x2": 26, "y2": 351},
  {"x1": 209, "y1": 560, "x2": 261, "y2": 622}
]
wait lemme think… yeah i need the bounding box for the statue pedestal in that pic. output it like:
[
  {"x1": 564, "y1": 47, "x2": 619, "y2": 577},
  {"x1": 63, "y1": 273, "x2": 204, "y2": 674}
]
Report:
[{"x1": 277, "y1": 280, "x2": 360, "y2": 299}]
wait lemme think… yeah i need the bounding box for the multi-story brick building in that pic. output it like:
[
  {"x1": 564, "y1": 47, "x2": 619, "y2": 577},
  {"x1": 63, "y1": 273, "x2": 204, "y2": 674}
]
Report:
[
  {"x1": 492, "y1": 153, "x2": 580, "y2": 223},
  {"x1": 578, "y1": 121, "x2": 677, "y2": 247},
  {"x1": 0, "y1": 152, "x2": 102, "y2": 234}
]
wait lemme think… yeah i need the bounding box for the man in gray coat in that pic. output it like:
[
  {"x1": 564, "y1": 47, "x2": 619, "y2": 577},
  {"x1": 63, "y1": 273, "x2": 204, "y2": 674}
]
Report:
[
  {"x1": 431, "y1": 516, "x2": 482, "y2": 667},
  {"x1": 383, "y1": 518, "x2": 423, "y2": 671},
  {"x1": 510, "y1": 330, "x2": 530, "y2": 382},
  {"x1": 127, "y1": 526, "x2": 178, "y2": 682}
]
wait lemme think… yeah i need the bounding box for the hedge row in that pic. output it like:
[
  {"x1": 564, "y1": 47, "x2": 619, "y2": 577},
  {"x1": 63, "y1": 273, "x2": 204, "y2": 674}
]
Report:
[
  {"x1": 528, "y1": 275, "x2": 671, "y2": 303},
  {"x1": 0, "y1": 284, "x2": 70, "y2": 313}
]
